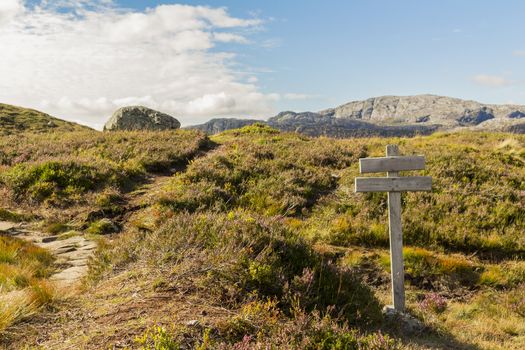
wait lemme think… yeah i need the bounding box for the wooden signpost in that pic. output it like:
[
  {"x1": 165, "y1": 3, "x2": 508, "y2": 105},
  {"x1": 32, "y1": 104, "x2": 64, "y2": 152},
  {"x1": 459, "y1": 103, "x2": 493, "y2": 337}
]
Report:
[{"x1": 355, "y1": 145, "x2": 431, "y2": 313}]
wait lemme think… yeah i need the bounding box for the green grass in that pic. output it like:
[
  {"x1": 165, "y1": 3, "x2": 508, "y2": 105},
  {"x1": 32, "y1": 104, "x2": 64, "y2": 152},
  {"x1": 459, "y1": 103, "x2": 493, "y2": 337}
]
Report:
[
  {"x1": 0, "y1": 129, "x2": 209, "y2": 222},
  {"x1": 159, "y1": 133, "x2": 364, "y2": 216},
  {"x1": 0, "y1": 235, "x2": 56, "y2": 333},
  {"x1": 86, "y1": 219, "x2": 117, "y2": 235},
  {"x1": 290, "y1": 132, "x2": 525, "y2": 258},
  {"x1": 94, "y1": 128, "x2": 524, "y2": 348},
  {"x1": 0, "y1": 235, "x2": 54, "y2": 292}
]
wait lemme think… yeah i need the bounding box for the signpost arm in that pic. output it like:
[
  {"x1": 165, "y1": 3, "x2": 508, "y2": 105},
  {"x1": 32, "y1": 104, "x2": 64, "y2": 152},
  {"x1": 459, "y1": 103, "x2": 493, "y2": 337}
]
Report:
[{"x1": 386, "y1": 145, "x2": 405, "y2": 312}]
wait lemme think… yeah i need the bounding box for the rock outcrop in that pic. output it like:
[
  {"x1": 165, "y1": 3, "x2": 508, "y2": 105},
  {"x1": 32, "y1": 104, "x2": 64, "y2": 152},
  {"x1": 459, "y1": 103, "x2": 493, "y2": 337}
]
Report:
[
  {"x1": 318, "y1": 95, "x2": 525, "y2": 127},
  {"x1": 104, "y1": 106, "x2": 180, "y2": 131},
  {"x1": 268, "y1": 111, "x2": 439, "y2": 137}
]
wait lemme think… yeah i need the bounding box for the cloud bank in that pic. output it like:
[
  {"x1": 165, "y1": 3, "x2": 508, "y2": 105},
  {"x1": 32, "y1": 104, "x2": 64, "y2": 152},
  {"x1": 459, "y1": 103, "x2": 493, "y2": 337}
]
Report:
[
  {"x1": 0, "y1": 1, "x2": 278, "y2": 128},
  {"x1": 472, "y1": 74, "x2": 513, "y2": 88}
]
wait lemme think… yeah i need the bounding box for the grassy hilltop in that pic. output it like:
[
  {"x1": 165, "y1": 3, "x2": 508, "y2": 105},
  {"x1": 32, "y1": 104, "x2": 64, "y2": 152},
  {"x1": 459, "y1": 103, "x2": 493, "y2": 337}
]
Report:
[
  {"x1": 0, "y1": 117, "x2": 524, "y2": 349},
  {"x1": 0, "y1": 104, "x2": 91, "y2": 135}
]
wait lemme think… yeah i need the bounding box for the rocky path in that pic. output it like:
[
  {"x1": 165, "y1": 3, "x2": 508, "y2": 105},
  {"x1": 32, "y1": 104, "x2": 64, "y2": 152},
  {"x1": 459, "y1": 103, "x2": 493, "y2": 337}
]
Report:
[
  {"x1": 0, "y1": 221, "x2": 96, "y2": 287},
  {"x1": 0, "y1": 146, "x2": 221, "y2": 290}
]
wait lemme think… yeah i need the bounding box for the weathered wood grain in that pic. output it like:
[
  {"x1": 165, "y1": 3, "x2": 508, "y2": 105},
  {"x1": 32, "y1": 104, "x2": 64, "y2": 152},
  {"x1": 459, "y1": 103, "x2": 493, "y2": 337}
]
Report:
[
  {"x1": 359, "y1": 155, "x2": 425, "y2": 173},
  {"x1": 353, "y1": 144, "x2": 432, "y2": 313},
  {"x1": 354, "y1": 176, "x2": 432, "y2": 193},
  {"x1": 386, "y1": 145, "x2": 405, "y2": 312}
]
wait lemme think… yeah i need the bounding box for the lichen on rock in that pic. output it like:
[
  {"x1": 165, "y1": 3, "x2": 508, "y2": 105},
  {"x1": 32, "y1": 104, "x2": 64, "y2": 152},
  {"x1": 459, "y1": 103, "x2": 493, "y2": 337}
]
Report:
[{"x1": 104, "y1": 106, "x2": 181, "y2": 131}]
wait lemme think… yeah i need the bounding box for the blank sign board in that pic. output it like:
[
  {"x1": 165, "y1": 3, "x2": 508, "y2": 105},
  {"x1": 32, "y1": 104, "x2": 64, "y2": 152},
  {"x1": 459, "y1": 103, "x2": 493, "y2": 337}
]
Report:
[
  {"x1": 359, "y1": 156, "x2": 425, "y2": 173},
  {"x1": 355, "y1": 176, "x2": 432, "y2": 192}
]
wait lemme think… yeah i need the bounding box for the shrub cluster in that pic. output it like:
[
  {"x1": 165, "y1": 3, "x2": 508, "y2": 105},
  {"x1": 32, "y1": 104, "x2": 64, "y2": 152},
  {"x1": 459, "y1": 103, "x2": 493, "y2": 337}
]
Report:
[
  {"x1": 0, "y1": 130, "x2": 208, "y2": 208},
  {"x1": 94, "y1": 211, "x2": 382, "y2": 327},
  {"x1": 159, "y1": 133, "x2": 365, "y2": 216},
  {"x1": 304, "y1": 132, "x2": 525, "y2": 257}
]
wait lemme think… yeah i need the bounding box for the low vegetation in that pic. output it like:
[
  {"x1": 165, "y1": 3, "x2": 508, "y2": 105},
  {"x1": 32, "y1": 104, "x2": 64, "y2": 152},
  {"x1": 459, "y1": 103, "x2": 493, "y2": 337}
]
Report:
[
  {"x1": 0, "y1": 103, "x2": 90, "y2": 135},
  {"x1": 0, "y1": 129, "x2": 210, "y2": 222},
  {"x1": 0, "y1": 235, "x2": 56, "y2": 332},
  {"x1": 1, "y1": 123, "x2": 524, "y2": 349},
  {"x1": 0, "y1": 235, "x2": 54, "y2": 292},
  {"x1": 0, "y1": 128, "x2": 210, "y2": 335}
]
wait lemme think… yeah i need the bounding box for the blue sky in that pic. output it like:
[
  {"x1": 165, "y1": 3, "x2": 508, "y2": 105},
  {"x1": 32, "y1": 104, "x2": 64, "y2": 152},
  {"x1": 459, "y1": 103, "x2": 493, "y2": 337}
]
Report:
[
  {"x1": 117, "y1": 0, "x2": 525, "y2": 111},
  {"x1": 1, "y1": 0, "x2": 524, "y2": 127}
]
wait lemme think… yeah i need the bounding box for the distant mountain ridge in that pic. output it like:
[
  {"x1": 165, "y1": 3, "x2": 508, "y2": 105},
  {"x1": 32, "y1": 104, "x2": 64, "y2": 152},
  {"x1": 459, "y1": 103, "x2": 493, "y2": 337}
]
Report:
[
  {"x1": 187, "y1": 94, "x2": 525, "y2": 137},
  {"x1": 187, "y1": 118, "x2": 262, "y2": 134},
  {"x1": 0, "y1": 103, "x2": 91, "y2": 135}
]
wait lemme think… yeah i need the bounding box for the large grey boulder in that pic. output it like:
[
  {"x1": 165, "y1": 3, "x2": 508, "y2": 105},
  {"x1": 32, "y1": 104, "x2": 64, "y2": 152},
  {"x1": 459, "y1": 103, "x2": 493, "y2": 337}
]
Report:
[{"x1": 104, "y1": 106, "x2": 180, "y2": 131}]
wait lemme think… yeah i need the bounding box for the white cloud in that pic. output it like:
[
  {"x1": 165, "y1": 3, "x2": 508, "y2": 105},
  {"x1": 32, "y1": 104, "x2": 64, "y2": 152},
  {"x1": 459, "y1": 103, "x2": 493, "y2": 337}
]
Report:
[
  {"x1": 472, "y1": 74, "x2": 513, "y2": 87},
  {"x1": 213, "y1": 32, "x2": 249, "y2": 44},
  {"x1": 0, "y1": 0, "x2": 23, "y2": 25},
  {"x1": 513, "y1": 50, "x2": 525, "y2": 57},
  {"x1": 0, "y1": 1, "x2": 276, "y2": 128}
]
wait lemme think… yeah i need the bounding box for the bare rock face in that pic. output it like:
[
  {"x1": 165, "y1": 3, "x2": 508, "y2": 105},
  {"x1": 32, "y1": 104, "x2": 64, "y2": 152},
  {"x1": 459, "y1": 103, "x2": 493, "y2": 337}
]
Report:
[
  {"x1": 456, "y1": 107, "x2": 494, "y2": 126},
  {"x1": 268, "y1": 111, "x2": 439, "y2": 137},
  {"x1": 318, "y1": 94, "x2": 525, "y2": 128},
  {"x1": 104, "y1": 106, "x2": 180, "y2": 131}
]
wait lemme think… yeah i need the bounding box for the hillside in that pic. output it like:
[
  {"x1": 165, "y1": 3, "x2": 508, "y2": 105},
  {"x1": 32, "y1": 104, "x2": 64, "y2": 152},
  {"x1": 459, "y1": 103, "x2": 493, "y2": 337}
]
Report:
[
  {"x1": 188, "y1": 95, "x2": 525, "y2": 137},
  {"x1": 0, "y1": 104, "x2": 91, "y2": 135},
  {"x1": 0, "y1": 124, "x2": 523, "y2": 349}
]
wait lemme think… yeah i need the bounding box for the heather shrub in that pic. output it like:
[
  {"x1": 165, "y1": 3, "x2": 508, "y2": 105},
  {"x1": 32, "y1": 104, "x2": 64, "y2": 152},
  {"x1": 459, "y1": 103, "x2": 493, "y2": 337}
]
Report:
[
  {"x1": 478, "y1": 262, "x2": 525, "y2": 288},
  {"x1": 419, "y1": 292, "x2": 447, "y2": 313},
  {"x1": 0, "y1": 129, "x2": 208, "y2": 213},
  {"x1": 135, "y1": 326, "x2": 180, "y2": 350},
  {"x1": 159, "y1": 133, "x2": 364, "y2": 216},
  {"x1": 218, "y1": 308, "x2": 399, "y2": 349},
  {"x1": 303, "y1": 132, "x2": 525, "y2": 257},
  {"x1": 133, "y1": 308, "x2": 399, "y2": 350},
  {"x1": 93, "y1": 212, "x2": 382, "y2": 325},
  {"x1": 2, "y1": 161, "x2": 119, "y2": 203}
]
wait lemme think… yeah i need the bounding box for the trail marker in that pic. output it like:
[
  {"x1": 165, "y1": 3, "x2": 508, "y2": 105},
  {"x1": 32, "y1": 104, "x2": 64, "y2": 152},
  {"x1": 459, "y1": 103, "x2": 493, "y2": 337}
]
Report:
[{"x1": 355, "y1": 145, "x2": 431, "y2": 313}]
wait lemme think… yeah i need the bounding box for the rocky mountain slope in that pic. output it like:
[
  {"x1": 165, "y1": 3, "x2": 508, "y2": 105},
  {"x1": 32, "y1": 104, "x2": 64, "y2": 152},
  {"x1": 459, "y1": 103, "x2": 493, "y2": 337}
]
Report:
[
  {"x1": 0, "y1": 103, "x2": 91, "y2": 135},
  {"x1": 188, "y1": 94, "x2": 525, "y2": 136}
]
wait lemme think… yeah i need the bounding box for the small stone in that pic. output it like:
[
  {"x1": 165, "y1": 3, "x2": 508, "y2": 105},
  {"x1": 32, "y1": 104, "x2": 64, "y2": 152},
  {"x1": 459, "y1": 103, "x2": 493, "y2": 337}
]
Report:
[
  {"x1": 382, "y1": 305, "x2": 425, "y2": 334},
  {"x1": 185, "y1": 320, "x2": 200, "y2": 327},
  {"x1": 42, "y1": 235, "x2": 59, "y2": 243}
]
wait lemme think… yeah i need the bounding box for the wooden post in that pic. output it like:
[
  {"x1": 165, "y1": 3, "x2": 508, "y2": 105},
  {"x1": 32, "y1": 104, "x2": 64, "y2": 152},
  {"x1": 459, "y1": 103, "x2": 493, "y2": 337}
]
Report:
[
  {"x1": 386, "y1": 145, "x2": 405, "y2": 312},
  {"x1": 355, "y1": 145, "x2": 431, "y2": 314}
]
